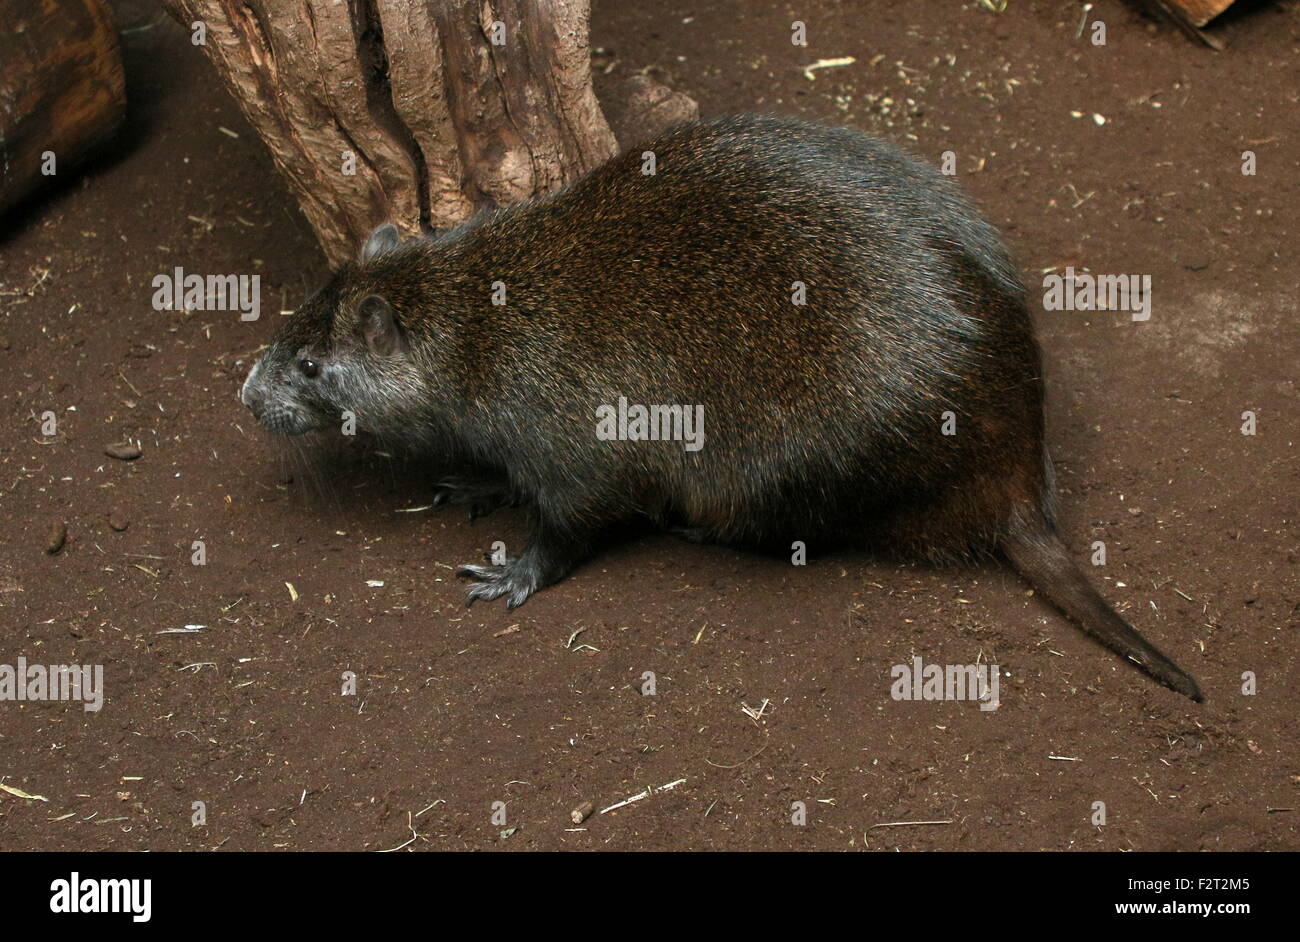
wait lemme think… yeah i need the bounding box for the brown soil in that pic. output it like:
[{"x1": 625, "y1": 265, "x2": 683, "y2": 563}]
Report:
[{"x1": 0, "y1": 0, "x2": 1295, "y2": 852}]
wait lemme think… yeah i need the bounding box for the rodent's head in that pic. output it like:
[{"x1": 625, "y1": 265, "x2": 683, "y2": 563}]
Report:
[{"x1": 239, "y1": 224, "x2": 428, "y2": 437}]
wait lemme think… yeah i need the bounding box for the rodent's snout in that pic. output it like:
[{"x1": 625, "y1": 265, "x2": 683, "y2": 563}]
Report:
[{"x1": 238, "y1": 358, "x2": 316, "y2": 436}]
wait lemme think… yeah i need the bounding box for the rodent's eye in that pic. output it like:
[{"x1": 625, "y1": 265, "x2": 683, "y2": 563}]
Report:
[{"x1": 299, "y1": 358, "x2": 320, "y2": 378}]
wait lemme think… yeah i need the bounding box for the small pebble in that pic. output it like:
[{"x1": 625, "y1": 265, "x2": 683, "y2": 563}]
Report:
[
  {"x1": 108, "y1": 511, "x2": 130, "y2": 532},
  {"x1": 46, "y1": 521, "x2": 67, "y2": 555},
  {"x1": 105, "y1": 441, "x2": 142, "y2": 461}
]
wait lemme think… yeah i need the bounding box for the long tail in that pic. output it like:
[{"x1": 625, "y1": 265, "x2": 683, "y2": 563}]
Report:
[{"x1": 1000, "y1": 507, "x2": 1203, "y2": 701}]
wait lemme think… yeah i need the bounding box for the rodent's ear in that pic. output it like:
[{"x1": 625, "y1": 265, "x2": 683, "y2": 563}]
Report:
[
  {"x1": 358, "y1": 294, "x2": 405, "y2": 357},
  {"x1": 360, "y1": 223, "x2": 401, "y2": 262}
]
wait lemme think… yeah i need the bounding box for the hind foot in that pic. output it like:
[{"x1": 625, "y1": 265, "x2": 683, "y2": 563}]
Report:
[
  {"x1": 432, "y1": 477, "x2": 516, "y2": 521},
  {"x1": 457, "y1": 559, "x2": 541, "y2": 610}
]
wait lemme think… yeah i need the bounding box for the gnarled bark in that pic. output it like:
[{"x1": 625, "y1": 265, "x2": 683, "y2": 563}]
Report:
[{"x1": 161, "y1": 0, "x2": 619, "y2": 266}]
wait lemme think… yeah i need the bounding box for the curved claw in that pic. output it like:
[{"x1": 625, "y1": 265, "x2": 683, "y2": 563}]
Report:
[{"x1": 455, "y1": 559, "x2": 539, "y2": 609}]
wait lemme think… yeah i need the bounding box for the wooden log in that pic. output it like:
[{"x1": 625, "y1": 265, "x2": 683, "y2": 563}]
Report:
[
  {"x1": 0, "y1": 0, "x2": 126, "y2": 216},
  {"x1": 161, "y1": 0, "x2": 620, "y2": 267},
  {"x1": 1162, "y1": 0, "x2": 1237, "y2": 28},
  {"x1": 1143, "y1": 0, "x2": 1244, "y2": 49}
]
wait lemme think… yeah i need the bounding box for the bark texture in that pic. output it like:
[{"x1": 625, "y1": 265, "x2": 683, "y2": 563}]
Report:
[
  {"x1": 161, "y1": 0, "x2": 618, "y2": 266},
  {"x1": 0, "y1": 0, "x2": 126, "y2": 215}
]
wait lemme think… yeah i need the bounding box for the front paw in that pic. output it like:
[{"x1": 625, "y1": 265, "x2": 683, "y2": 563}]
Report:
[
  {"x1": 432, "y1": 478, "x2": 513, "y2": 521},
  {"x1": 456, "y1": 559, "x2": 540, "y2": 610},
  {"x1": 668, "y1": 525, "x2": 711, "y2": 544}
]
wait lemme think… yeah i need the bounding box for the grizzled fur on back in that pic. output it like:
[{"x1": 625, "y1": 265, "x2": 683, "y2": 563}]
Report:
[{"x1": 258, "y1": 115, "x2": 1044, "y2": 557}]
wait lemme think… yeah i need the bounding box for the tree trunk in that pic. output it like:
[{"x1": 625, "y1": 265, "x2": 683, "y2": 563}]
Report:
[
  {"x1": 160, "y1": 0, "x2": 619, "y2": 267},
  {"x1": 0, "y1": 0, "x2": 126, "y2": 216}
]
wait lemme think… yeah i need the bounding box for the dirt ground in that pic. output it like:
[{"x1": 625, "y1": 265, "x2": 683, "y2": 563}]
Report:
[{"x1": 0, "y1": 0, "x2": 1295, "y2": 852}]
